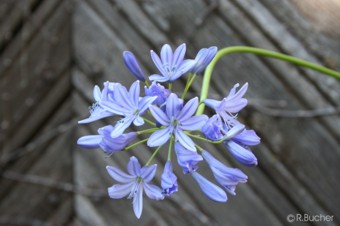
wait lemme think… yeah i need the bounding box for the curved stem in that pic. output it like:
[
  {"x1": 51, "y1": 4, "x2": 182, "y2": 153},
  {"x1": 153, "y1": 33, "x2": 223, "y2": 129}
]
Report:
[{"x1": 196, "y1": 46, "x2": 340, "y2": 115}]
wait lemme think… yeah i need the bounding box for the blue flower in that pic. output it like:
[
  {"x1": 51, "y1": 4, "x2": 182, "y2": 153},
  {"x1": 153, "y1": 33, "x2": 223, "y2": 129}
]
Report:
[
  {"x1": 78, "y1": 82, "x2": 116, "y2": 124},
  {"x1": 191, "y1": 171, "x2": 227, "y2": 202},
  {"x1": 77, "y1": 125, "x2": 137, "y2": 154},
  {"x1": 106, "y1": 157, "x2": 164, "y2": 219},
  {"x1": 174, "y1": 142, "x2": 203, "y2": 174},
  {"x1": 123, "y1": 51, "x2": 146, "y2": 82},
  {"x1": 201, "y1": 114, "x2": 245, "y2": 141},
  {"x1": 202, "y1": 150, "x2": 248, "y2": 195},
  {"x1": 190, "y1": 46, "x2": 218, "y2": 74},
  {"x1": 223, "y1": 129, "x2": 260, "y2": 167},
  {"x1": 204, "y1": 83, "x2": 248, "y2": 125},
  {"x1": 144, "y1": 82, "x2": 171, "y2": 106},
  {"x1": 147, "y1": 93, "x2": 208, "y2": 151},
  {"x1": 100, "y1": 81, "x2": 157, "y2": 137},
  {"x1": 149, "y1": 43, "x2": 196, "y2": 82},
  {"x1": 161, "y1": 161, "x2": 178, "y2": 196}
]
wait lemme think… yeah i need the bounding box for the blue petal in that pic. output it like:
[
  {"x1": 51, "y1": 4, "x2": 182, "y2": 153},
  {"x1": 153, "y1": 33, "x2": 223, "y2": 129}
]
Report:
[
  {"x1": 100, "y1": 100, "x2": 130, "y2": 115},
  {"x1": 114, "y1": 84, "x2": 134, "y2": 110},
  {"x1": 149, "y1": 74, "x2": 169, "y2": 82},
  {"x1": 138, "y1": 96, "x2": 158, "y2": 114},
  {"x1": 150, "y1": 51, "x2": 166, "y2": 76},
  {"x1": 77, "y1": 135, "x2": 101, "y2": 148},
  {"x1": 203, "y1": 99, "x2": 221, "y2": 110},
  {"x1": 191, "y1": 172, "x2": 227, "y2": 202},
  {"x1": 174, "y1": 143, "x2": 202, "y2": 173},
  {"x1": 110, "y1": 116, "x2": 135, "y2": 138},
  {"x1": 147, "y1": 127, "x2": 173, "y2": 147},
  {"x1": 225, "y1": 141, "x2": 258, "y2": 166},
  {"x1": 123, "y1": 51, "x2": 145, "y2": 81},
  {"x1": 106, "y1": 166, "x2": 135, "y2": 183},
  {"x1": 93, "y1": 85, "x2": 101, "y2": 101},
  {"x1": 149, "y1": 105, "x2": 170, "y2": 126},
  {"x1": 129, "y1": 80, "x2": 140, "y2": 107},
  {"x1": 140, "y1": 164, "x2": 157, "y2": 182},
  {"x1": 172, "y1": 43, "x2": 186, "y2": 67},
  {"x1": 171, "y1": 59, "x2": 196, "y2": 81},
  {"x1": 161, "y1": 161, "x2": 178, "y2": 196},
  {"x1": 108, "y1": 182, "x2": 134, "y2": 199},
  {"x1": 177, "y1": 97, "x2": 198, "y2": 121},
  {"x1": 233, "y1": 129, "x2": 261, "y2": 146},
  {"x1": 223, "y1": 123, "x2": 245, "y2": 140},
  {"x1": 166, "y1": 93, "x2": 181, "y2": 117},
  {"x1": 127, "y1": 156, "x2": 142, "y2": 176},
  {"x1": 144, "y1": 183, "x2": 165, "y2": 200},
  {"x1": 160, "y1": 44, "x2": 173, "y2": 65},
  {"x1": 133, "y1": 116, "x2": 144, "y2": 126},
  {"x1": 175, "y1": 128, "x2": 196, "y2": 151},
  {"x1": 132, "y1": 184, "x2": 143, "y2": 219},
  {"x1": 179, "y1": 115, "x2": 208, "y2": 131}
]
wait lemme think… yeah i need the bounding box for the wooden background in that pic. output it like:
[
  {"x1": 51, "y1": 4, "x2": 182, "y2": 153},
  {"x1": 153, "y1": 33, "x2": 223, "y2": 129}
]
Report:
[{"x1": 1, "y1": 0, "x2": 340, "y2": 225}]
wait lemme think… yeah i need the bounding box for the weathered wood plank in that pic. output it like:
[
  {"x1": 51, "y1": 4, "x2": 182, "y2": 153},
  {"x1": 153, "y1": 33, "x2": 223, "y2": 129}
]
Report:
[
  {"x1": 0, "y1": 101, "x2": 73, "y2": 225},
  {"x1": 1, "y1": 0, "x2": 71, "y2": 156},
  {"x1": 0, "y1": 0, "x2": 40, "y2": 50}
]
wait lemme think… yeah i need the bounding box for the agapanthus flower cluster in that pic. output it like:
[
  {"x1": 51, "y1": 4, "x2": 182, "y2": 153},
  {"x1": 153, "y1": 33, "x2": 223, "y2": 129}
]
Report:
[{"x1": 77, "y1": 43, "x2": 260, "y2": 218}]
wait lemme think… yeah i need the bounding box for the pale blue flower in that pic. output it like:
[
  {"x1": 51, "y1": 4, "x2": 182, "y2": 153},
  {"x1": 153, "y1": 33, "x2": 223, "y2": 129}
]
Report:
[
  {"x1": 202, "y1": 150, "x2": 247, "y2": 195},
  {"x1": 149, "y1": 43, "x2": 196, "y2": 82},
  {"x1": 161, "y1": 161, "x2": 178, "y2": 196},
  {"x1": 224, "y1": 129, "x2": 260, "y2": 167},
  {"x1": 100, "y1": 81, "x2": 157, "y2": 137},
  {"x1": 123, "y1": 51, "x2": 146, "y2": 82},
  {"x1": 201, "y1": 114, "x2": 245, "y2": 141},
  {"x1": 191, "y1": 46, "x2": 218, "y2": 74},
  {"x1": 78, "y1": 82, "x2": 116, "y2": 124},
  {"x1": 148, "y1": 93, "x2": 208, "y2": 151},
  {"x1": 77, "y1": 125, "x2": 137, "y2": 154},
  {"x1": 106, "y1": 157, "x2": 164, "y2": 219},
  {"x1": 174, "y1": 142, "x2": 203, "y2": 174},
  {"x1": 191, "y1": 171, "x2": 227, "y2": 202},
  {"x1": 144, "y1": 82, "x2": 170, "y2": 106},
  {"x1": 204, "y1": 83, "x2": 248, "y2": 125}
]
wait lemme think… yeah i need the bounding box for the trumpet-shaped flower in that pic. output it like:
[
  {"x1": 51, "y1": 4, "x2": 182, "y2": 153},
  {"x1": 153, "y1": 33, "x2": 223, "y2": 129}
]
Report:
[
  {"x1": 149, "y1": 43, "x2": 196, "y2": 82},
  {"x1": 123, "y1": 51, "x2": 146, "y2": 82},
  {"x1": 100, "y1": 81, "x2": 157, "y2": 137},
  {"x1": 204, "y1": 83, "x2": 248, "y2": 125},
  {"x1": 148, "y1": 93, "x2": 208, "y2": 151},
  {"x1": 144, "y1": 82, "x2": 171, "y2": 106},
  {"x1": 201, "y1": 114, "x2": 245, "y2": 141},
  {"x1": 79, "y1": 82, "x2": 116, "y2": 124},
  {"x1": 190, "y1": 46, "x2": 218, "y2": 74},
  {"x1": 174, "y1": 142, "x2": 203, "y2": 174},
  {"x1": 77, "y1": 125, "x2": 137, "y2": 154},
  {"x1": 202, "y1": 150, "x2": 248, "y2": 195},
  {"x1": 191, "y1": 171, "x2": 227, "y2": 202},
  {"x1": 106, "y1": 157, "x2": 164, "y2": 219},
  {"x1": 161, "y1": 161, "x2": 178, "y2": 196}
]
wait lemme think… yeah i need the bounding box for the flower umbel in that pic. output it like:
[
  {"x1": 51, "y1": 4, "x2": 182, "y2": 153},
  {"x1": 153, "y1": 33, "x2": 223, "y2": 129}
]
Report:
[
  {"x1": 106, "y1": 157, "x2": 164, "y2": 218},
  {"x1": 77, "y1": 43, "x2": 261, "y2": 219}
]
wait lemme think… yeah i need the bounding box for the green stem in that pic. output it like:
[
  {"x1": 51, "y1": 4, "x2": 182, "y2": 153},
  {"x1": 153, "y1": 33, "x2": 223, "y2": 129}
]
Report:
[
  {"x1": 146, "y1": 145, "x2": 162, "y2": 166},
  {"x1": 124, "y1": 138, "x2": 149, "y2": 151},
  {"x1": 137, "y1": 127, "x2": 158, "y2": 135},
  {"x1": 167, "y1": 136, "x2": 174, "y2": 161},
  {"x1": 181, "y1": 73, "x2": 197, "y2": 99},
  {"x1": 196, "y1": 46, "x2": 340, "y2": 115},
  {"x1": 186, "y1": 132, "x2": 223, "y2": 144},
  {"x1": 142, "y1": 117, "x2": 156, "y2": 126}
]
